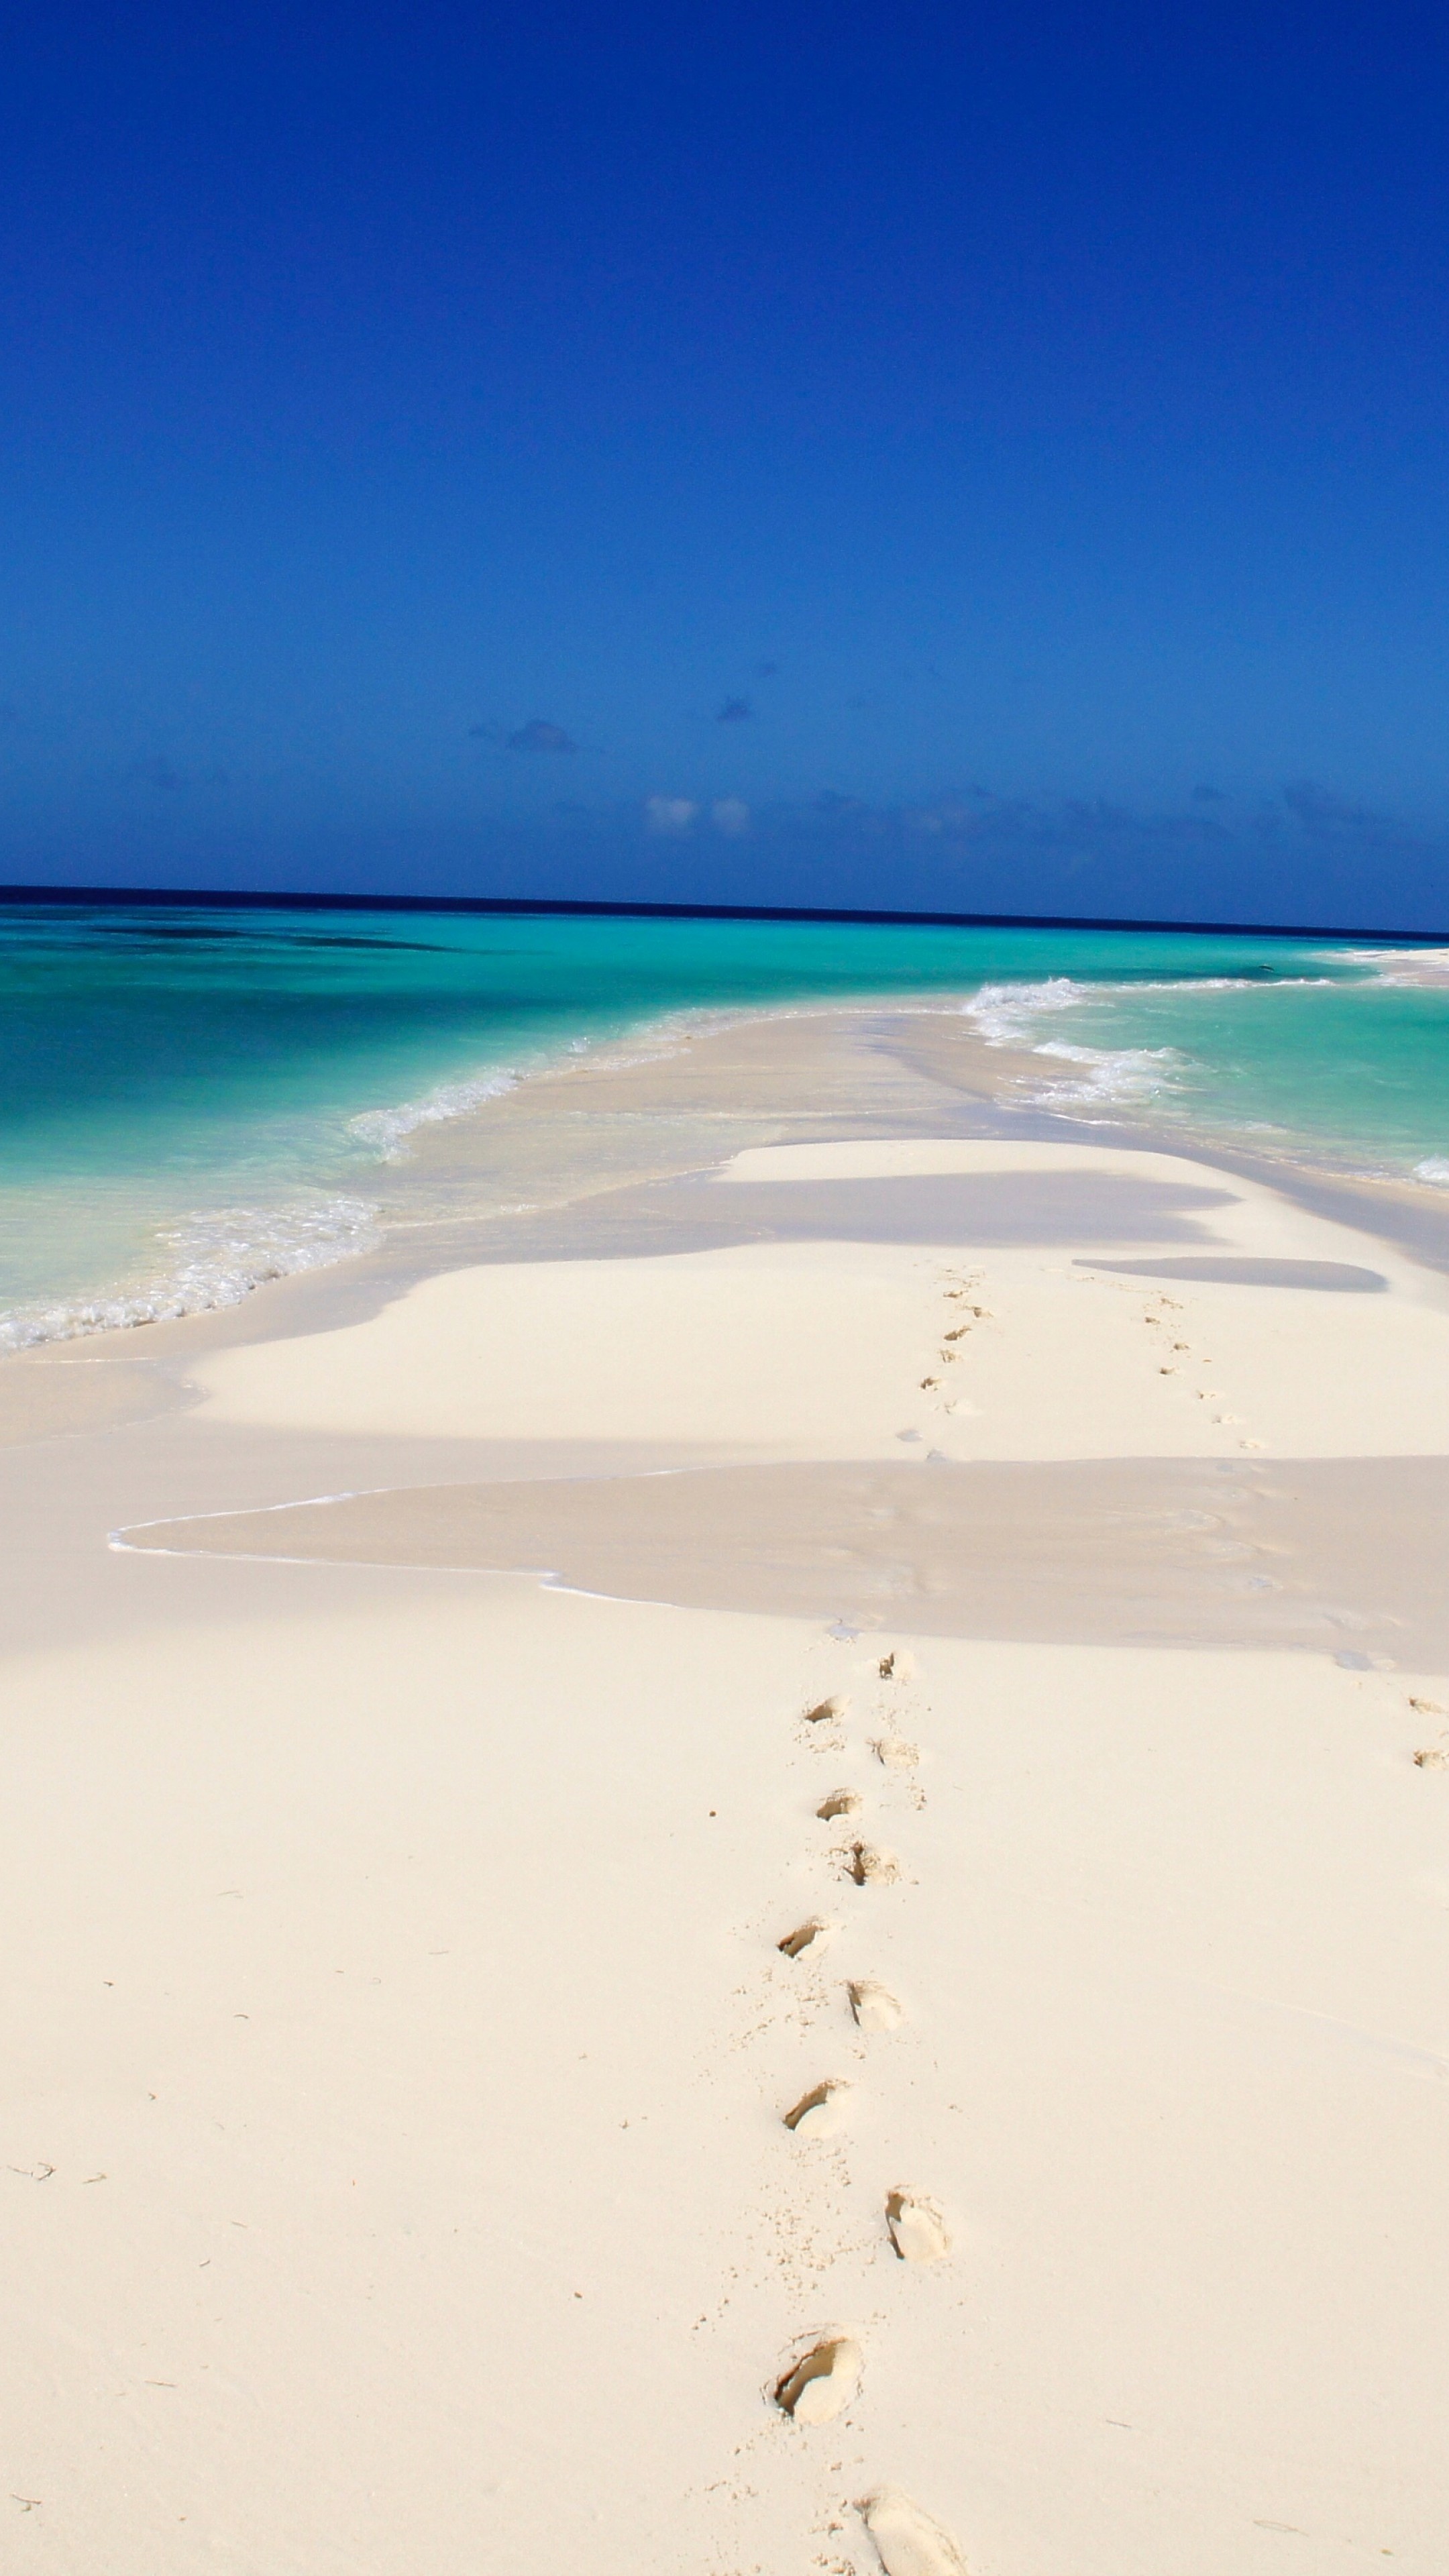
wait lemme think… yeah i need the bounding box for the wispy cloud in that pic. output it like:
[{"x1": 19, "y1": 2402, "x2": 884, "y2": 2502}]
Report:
[
  {"x1": 711, "y1": 797, "x2": 750, "y2": 835},
  {"x1": 645, "y1": 795, "x2": 698, "y2": 834}
]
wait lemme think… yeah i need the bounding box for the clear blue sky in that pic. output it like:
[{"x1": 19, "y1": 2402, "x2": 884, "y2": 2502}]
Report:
[{"x1": 3, "y1": 1, "x2": 1448, "y2": 926}]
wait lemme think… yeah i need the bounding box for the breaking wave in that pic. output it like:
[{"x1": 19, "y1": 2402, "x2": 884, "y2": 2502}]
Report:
[
  {"x1": 348, "y1": 1067, "x2": 523, "y2": 1158},
  {"x1": 964, "y1": 977, "x2": 1181, "y2": 1110}
]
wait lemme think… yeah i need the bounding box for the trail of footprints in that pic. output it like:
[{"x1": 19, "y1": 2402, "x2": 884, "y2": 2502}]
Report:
[
  {"x1": 769, "y1": 1647, "x2": 967, "y2": 2576},
  {"x1": 747, "y1": 1271, "x2": 1440, "y2": 2570},
  {"x1": 753, "y1": 1263, "x2": 1263, "y2": 2569},
  {"x1": 924, "y1": 1261, "x2": 1269, "y2": 1456},
  {"x1": 915, "y1": 1269, "x2": 992, "y2": 1428},
  {"x1": 1410, "y1": 1692, "x2": 1449, "y2": 1768},
  {"x1": 1133, "y1": 1284, "x2": 1267, "y2": 1446}
]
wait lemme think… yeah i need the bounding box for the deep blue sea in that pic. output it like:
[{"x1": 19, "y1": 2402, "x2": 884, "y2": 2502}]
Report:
[{"x1": 2, "y1": 902, "x2": 1447, "y2": 1352}]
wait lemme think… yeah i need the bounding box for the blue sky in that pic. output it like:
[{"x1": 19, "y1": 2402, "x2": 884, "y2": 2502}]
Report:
[{"x1": 3, "y1": 1, "x2": 1448, "y2": 925}]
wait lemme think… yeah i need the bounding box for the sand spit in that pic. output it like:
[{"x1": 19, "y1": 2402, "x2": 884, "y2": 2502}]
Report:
[{"x1": 3, "y1": 1100, "x2": 1448, "y2": 2573}]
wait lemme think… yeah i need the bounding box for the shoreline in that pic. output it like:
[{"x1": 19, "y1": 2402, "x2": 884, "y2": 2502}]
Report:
[{"x1": 9, "y1": 985, "x2": 1449, "y2": 1412}]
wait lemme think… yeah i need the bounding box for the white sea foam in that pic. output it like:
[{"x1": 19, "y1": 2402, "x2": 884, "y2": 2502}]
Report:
[
  {"x1": 1413, "y1": 1158, "x2": 1449, "y2": 1185},
  {"x1": 963, "y1": 977, "x2": 1181, "y2": 1110},
  {"x1": 345, "y1": 1014, "x2": 733, "y2": 1160},
  {"x1": 965, "y1": 976, "x2": 1085, "y2": 1046},
  {"x1": 1026, "y1": 1039, "x2": 1181, "y2": 1106},
  {"x1": 0, "y1": 1196, "x2": 382, "y2": 1356},
  {"x1": 350, "y1": 1067, "x2": 521, "y2": 1158}
]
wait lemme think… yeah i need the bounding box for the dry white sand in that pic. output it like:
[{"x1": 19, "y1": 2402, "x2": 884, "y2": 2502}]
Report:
[{"x1": 3, "y1": 1130, "x2": 1448, "y2": 2573}]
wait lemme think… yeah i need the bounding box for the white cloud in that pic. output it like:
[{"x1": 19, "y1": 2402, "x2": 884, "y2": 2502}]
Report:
[
  {"x1": 711, "y1": 796, "x2": 751, "y2": 836},
  {"x1": 645, "y1": 795, "x2": 698, "y2": 834}
]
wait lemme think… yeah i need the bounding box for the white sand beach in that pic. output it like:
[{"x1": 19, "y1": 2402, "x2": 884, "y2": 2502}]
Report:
[{"x1": 2, "y1": 1014, "x2": 1448, "y2": 2575}]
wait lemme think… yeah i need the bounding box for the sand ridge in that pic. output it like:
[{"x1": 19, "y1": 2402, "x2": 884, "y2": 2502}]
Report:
[{"x1": 178, "y1": 1138, "x2": 1449, "y2": 1460}]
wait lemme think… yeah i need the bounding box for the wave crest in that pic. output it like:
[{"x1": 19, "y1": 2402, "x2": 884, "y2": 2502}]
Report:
[
  {"x1": 964, "y1": 977, "x2": 1180, "y2": 1110},
  {"x1": 350, "y1": 1068, "x2": 521, "y2": 1157}
]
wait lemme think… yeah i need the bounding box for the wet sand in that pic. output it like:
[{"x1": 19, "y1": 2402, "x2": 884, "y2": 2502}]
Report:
[{"x1": 121, "y1": 1451, "x2": 1449, "y2": 1669}]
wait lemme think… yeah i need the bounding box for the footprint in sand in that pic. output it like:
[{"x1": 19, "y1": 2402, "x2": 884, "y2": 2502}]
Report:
[
  {"x1": 804, "y1": 1693, "x2": 850, "y2": 1725},
  {"x1": 773, "y1": 2333, "x2": 863, "y2": 2424},
  {"x1": 848, "y1": 1978, "x2": 903, "y2": 2032},
  {"x1": 859, "y1": 2485, "x2": 968, "y2": 2576},
  {"x1": 873, "y1": 1735, "x2": 919, "y2": 1768},
  {"x1": 877, "y1": 1650, "x2": 916, "y2": 1682},
  {"x1": 777, "y1": 1918, "x2": 835, "y2": 1960},
  {"x1": 844, "y1": 1840, "x2": 898, "y2": 1886},
  {"x1": 885, "y1": 2188, "x2": 950, "y2": 2261},
  {"x1": 1410, "y1": 1694, "x2": 1449, "y2": 1766},
  {"x1": 817, "y1": 1788, "x2": 863, "y2": 1821},
  {"x1": 783, "y1": 2080, "x2": 850, "y2": 2137}
]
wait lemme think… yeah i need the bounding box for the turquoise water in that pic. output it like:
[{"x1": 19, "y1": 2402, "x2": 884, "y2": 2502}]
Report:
[
  {"x1": 963, "y1": 949, "x2": 1449, "y2": 1171},
  {"x1": 1, "y1": 902, "x2": 1446, "y2": 1350}
]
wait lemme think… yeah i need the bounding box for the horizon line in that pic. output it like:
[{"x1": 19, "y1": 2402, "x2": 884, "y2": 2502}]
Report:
[{"x1": 0, "y1": 881, "x2": 1444, "y2": 944}]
